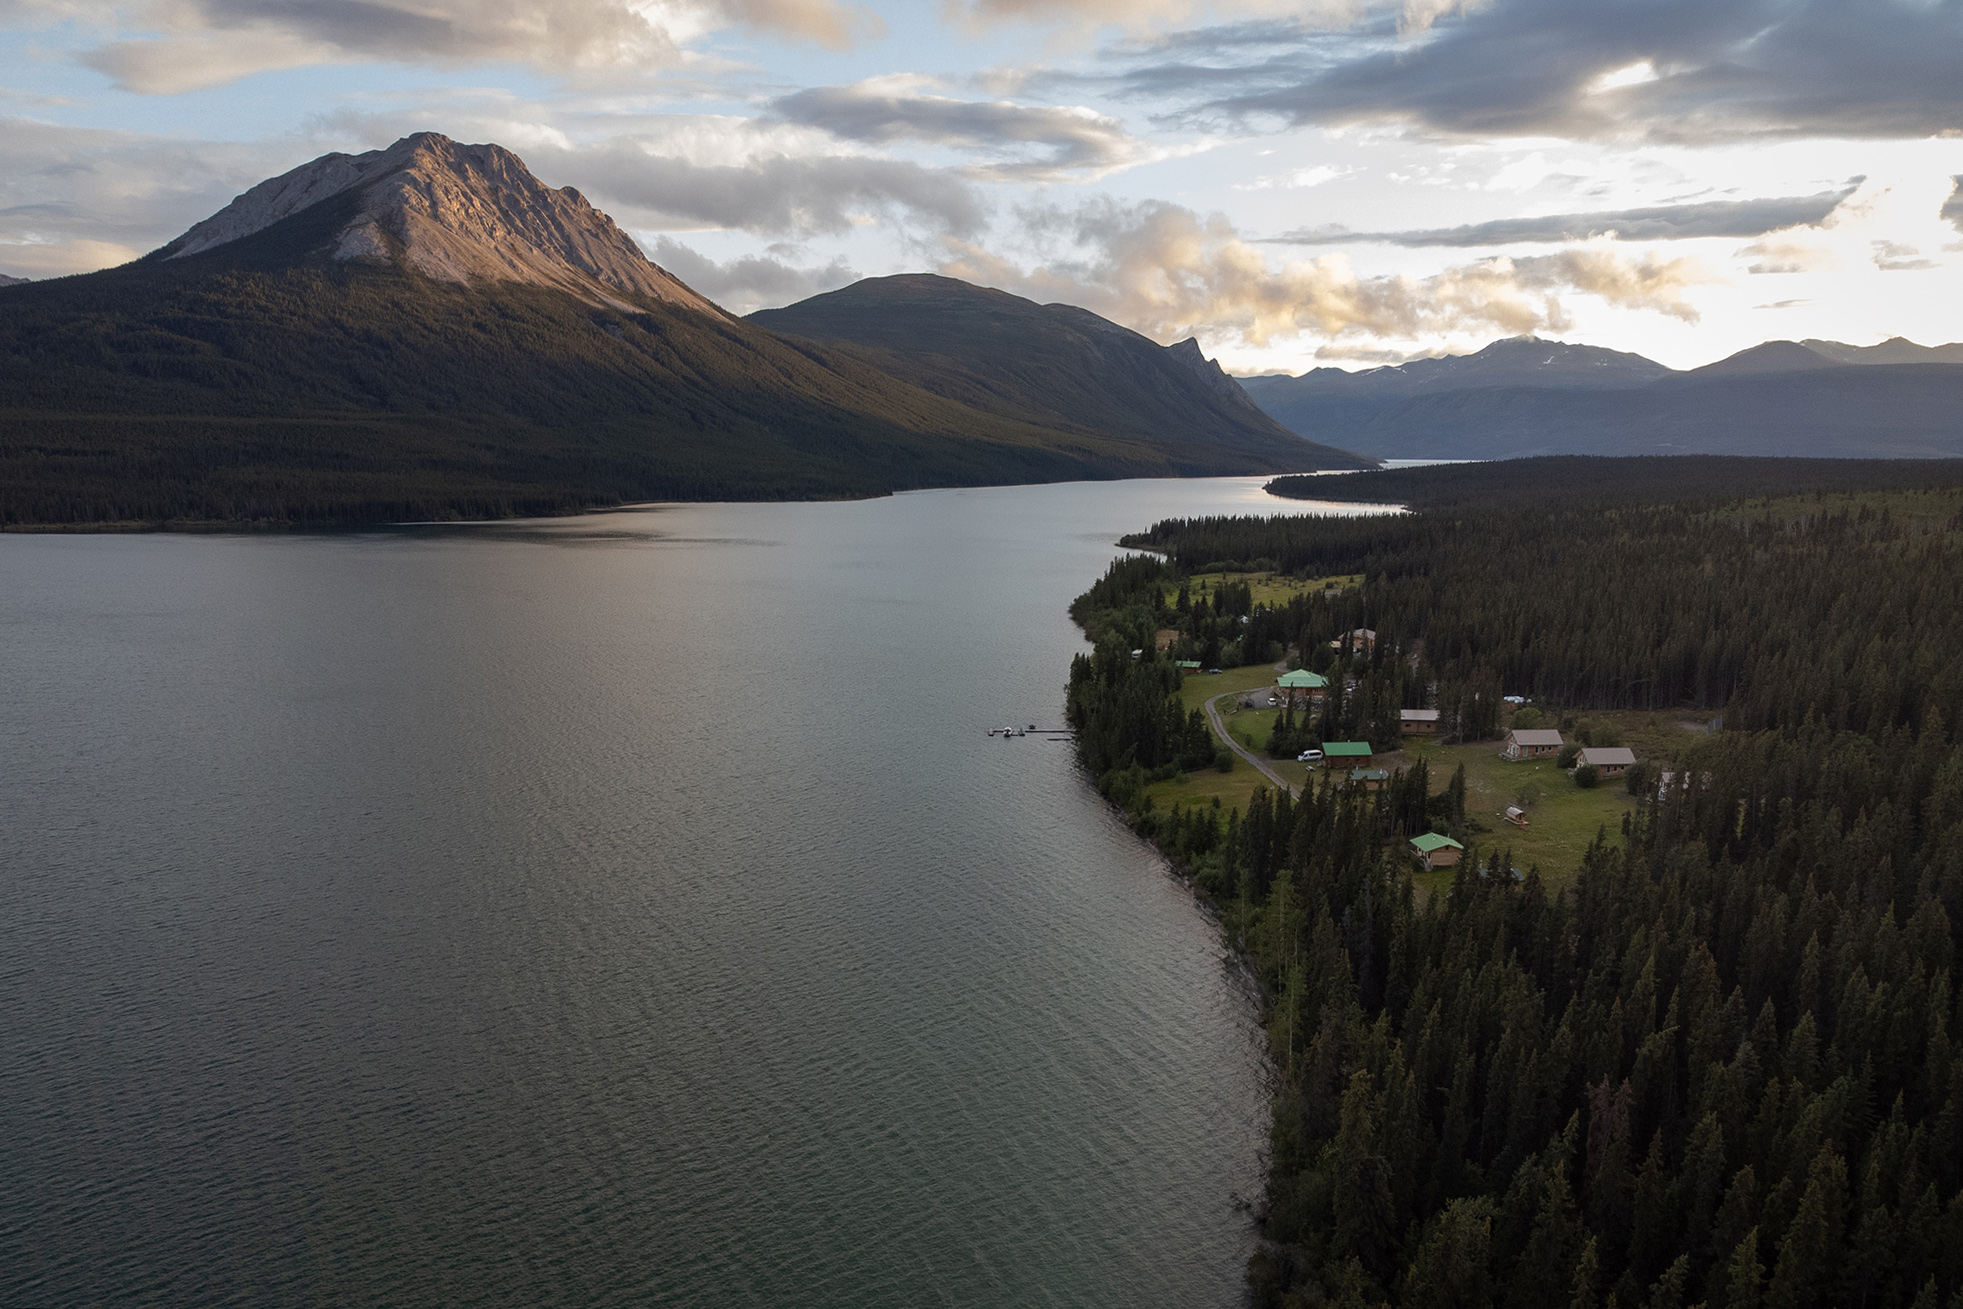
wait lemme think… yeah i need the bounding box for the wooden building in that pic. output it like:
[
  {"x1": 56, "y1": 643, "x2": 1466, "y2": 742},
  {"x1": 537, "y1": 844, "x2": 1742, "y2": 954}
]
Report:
[
  {"x1": 1410, "y1": 832, "x2": 1465, "y2": 870},
  {"x1": 1400, "y1": 708, "x2": 1440, "y2": 735},
  {"x1": 1577, "y1": 746, "x2": 1636, "y2": 777},
  {"x1": 1502, "y1": 728, "x2": 1565, "y2": 761},
  {"x1": 1276, "y1": 668, "x2": 1328, "y2": 704}
]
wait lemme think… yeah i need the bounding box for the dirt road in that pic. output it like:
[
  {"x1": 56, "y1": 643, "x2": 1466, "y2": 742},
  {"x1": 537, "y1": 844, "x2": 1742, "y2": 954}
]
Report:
[{"x1": 1203, "y1": 691, "x2": 1299, "y2": 796}]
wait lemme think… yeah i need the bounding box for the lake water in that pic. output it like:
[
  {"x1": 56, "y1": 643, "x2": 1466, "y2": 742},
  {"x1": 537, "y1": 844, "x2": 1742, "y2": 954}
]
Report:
[{"x1": 0, "y1": 477, "x2": 1394, "y2": 1306}]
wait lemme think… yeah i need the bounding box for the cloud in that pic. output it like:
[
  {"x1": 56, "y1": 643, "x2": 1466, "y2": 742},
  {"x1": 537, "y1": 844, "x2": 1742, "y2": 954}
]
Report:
[
  {"x1": 1268, "y1": 186, "x2": 1859, "y2": 246},
  {"x1": 0, "y1": 118, "x2": 291, "y2": 276},
  {"x1": 57, "y1": 0, "x2": 880, "y2": 93},
  {"x1": 308, "y1": 109, "x2": 989, "y2": 238},
  {"x1": 1944, "y1": 177, "x2": 1963, "y2": 235},
  {"x1": 942, "y1": 0, "x2": 1360, "y2": 36},
  {"x1": 1872, "y1": 240, "x2": 1937, "y2": 272},
  {"x1": 938, "y1": 198, "x2": 1710, "y2": 348},
  {"x1": 647, "y1": 236, "x2": 855, "y2": 312},
  {"x1": 1135, "y1": 0, "x2": 1963, "y2": 143},
  {"x1": 546, "y1": 140, "x2": 986, "y2": 237},
  {"x1": 770, "y1": 78, "x2": 1152, "y2": 180},
  {"x1": 1738, "y1": 233, "x2": 1832, "y2": 275}
]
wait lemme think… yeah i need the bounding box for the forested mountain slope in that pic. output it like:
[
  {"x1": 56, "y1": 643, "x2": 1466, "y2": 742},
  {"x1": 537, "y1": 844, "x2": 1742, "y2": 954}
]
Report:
[
  {"x1": 0, "y1": 135, "x2": 1348, "y2": 527},
  {"x1": 750, "y1": 274, "x2": 1372, "y2": 471},
  {"x1": 1066, "y1": 457, "x2": 1963, "y2": 1308}
]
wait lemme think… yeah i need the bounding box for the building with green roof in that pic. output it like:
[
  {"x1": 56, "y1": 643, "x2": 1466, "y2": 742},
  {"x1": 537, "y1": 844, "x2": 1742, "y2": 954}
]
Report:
[
  {"x1": 1409, "y1": 832, "x2": 1465, "y2": 870},
  {"x1": 1323, "y1": 741, "x2": 1372, "y2": 759},
  {"x1": 1276, "y1": 668, "x2": 1328, "y2": 704}
]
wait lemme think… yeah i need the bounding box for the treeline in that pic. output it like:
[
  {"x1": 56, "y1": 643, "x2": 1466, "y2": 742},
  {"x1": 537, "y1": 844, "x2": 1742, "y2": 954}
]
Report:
[
  {"x1": 1068, "y1": 552, "x2": 1259, "y2": 669},
  {"x1": 1124, "y1": 491, "x2": 1963, "y2": 733},
  {"x1": 1067, "y1": 477, "x2": 1963, "y2": 1307},
  {"x1": 1266, "y1": 456, "x2": 1963, "y2": 513}
]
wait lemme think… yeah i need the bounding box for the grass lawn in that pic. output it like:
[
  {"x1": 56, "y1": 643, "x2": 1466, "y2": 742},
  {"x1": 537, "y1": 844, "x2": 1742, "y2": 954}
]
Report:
[
  {"x1": 1175, "y1": 662, "x2": 1279, "y2": 714},
  {"x1": 1162, "y1": 570, "x2": 1364, "y2": 609},
  {"x1": 1403, "y1": 737, "x2": 1636, "y2": 888},
  {"x1": 1144, "y1": 662, "x2": 1299, "y2": 817},
  {"x1": 1145, "y1": 669, "x2": 1710, "y2": 895}
]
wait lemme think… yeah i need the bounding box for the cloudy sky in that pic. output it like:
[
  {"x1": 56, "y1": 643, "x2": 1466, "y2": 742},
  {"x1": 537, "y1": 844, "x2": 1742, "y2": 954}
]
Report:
[{"x1": 6, "y1": 0, "x2": 1963, "y2": 371}]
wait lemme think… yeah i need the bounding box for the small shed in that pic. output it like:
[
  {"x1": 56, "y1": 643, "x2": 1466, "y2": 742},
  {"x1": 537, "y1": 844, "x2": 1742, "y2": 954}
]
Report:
[
  {"x1": 1400, "y1": 708, "x2": 1440, "y2": 735},
  {"x1": 1324, "y1": 741, "x2": 1373, "y2": 762},
  {"x1": 1410, "y1": 832, "x2": 1465, "y2": 870},
  {"x1": 1503, "y1": 728, "x2": 1565, "y2": 761},
  {"x1": 1577, "y1": 746, "x2": 1636, "y2": 777},
  {"x1": 1504, "y1": 805, "x2": 1531, "y2": 829}
]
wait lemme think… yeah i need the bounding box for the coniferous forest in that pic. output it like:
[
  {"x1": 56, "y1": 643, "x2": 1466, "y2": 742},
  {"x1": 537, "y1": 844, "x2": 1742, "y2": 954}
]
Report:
[{"x1": 1066, "y1": 459, "x2": 1963, "y2": 1308}]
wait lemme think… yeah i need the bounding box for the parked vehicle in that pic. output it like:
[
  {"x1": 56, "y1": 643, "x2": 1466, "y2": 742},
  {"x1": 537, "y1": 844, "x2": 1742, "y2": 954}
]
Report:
[{"x1": 1298, "y1": 749, "x2": 1323, "y2": 762}]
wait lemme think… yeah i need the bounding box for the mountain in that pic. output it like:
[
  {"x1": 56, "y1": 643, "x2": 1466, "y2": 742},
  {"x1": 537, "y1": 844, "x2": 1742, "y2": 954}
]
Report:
[
  {"x1": 748, "y1": 275, "x2": 1370, "y2": 471},
  {"x1": 1688, "y1": 340, "x2": 1840, "y2": 376},
  {"x1": 0, "y1": 134, "x2": 1360, "y2": 528},
  {"x1": 1242, "y1": 334, "x2": 1963, "y2": 460},
  {"x1": 1239, "y1": 337, "x2": 1673, "y2": 450},
  {"x1": 0, "y1": 274, "x2": 25, "y2": 287},
  {"x1": 1800, "y1": 336, "x2": 1963, "y2": 366},
  {"x1": 1242, "y1": 336, "x2": 1671, "y2": 402},
  {"x1": 158, "y1": 133, "x2": 717, "y2": 313}
]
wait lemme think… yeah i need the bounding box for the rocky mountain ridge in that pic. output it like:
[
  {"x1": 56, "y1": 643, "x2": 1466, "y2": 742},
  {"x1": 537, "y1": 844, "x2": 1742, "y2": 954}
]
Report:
[{"x1": 160, "y1": 133, "x2": 714, "y2": 312}]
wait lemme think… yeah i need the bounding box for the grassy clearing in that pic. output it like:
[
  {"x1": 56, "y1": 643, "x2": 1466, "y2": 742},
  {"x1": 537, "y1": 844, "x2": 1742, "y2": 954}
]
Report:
[
  {"x1": 1144, "y1": 662, "x2": 1296, "y2": 816},
  {"x1": 1711, "y1": 485, "x2": 1963, "y2": 533},
  {"x1": 1149, "y1": 671, "x2": 1712, "y2": 892},
  {"x1": 1403, "y1": 737, "x2": 1634, "y2": 888},
  {"x1": 1175, "y1": 662, "x2": 1280, "y2": 714},
  {"x1": 1161, "y1": 570, "x2": 1363, "y2": 609}
]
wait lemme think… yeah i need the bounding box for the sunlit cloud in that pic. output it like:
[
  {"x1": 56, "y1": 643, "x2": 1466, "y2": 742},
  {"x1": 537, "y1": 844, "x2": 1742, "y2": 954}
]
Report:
[{"x1": 938, "y1": 198, "x2": 1712, "y2": 349}]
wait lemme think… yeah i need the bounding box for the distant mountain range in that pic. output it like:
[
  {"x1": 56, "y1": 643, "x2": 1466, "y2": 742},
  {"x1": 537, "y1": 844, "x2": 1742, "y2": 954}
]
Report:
[
  {"x1": 0, "y1": 134, "x2": 1357, "y2": 527},
  {"x1": 1240, "y1": 336, "x2": 1963, "y2": 460}
]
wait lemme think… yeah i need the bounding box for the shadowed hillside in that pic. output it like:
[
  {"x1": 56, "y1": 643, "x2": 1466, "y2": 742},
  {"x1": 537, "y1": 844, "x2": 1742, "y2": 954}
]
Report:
[
  {"x1": 0, "y1": 135, "x2": 1358, "y2": 528},
  {"x1": 752, "y1": 274, "x2": 1373, "y2": 472}
]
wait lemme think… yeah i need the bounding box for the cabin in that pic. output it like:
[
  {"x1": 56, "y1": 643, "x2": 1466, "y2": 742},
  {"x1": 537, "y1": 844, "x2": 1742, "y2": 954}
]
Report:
[
  {"x1": 1329, "y1": 627, "x2": 1377, "y2": 652},
  {"x1": 1504, "y1": 805, "x2": 1531, "y2": 829},
  {"x1": 1276, "y1": 668, "x2": 1328, "y2": 704},
  {"x1": 1577, "y1": 746, "x2": 1636, "y2": 777},
  {"x1": 1349, "y1": 767, "x2": 1390, "y2": 791},
  {"x1": 1323, "y1": 741, "x2": 1373, "y2": 764},
  {"x1": 1175, "y1": 660, "x2": 1203, "y2": 672},
  {"x1": 1400, "y1": 708, "x2": 1440, "y2": 735},
  {"x1": 1410, "y1": 832, "x2": 1465, "y2": 870},
  {"x1": 1503, "y1": 728, "x2": 1565, "y2": 761}
]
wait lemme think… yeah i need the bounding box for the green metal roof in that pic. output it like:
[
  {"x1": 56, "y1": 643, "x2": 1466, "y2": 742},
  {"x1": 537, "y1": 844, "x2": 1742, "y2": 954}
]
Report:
[
  {"x1": 1324, "y1": 741, "x2": 1372, "y2": 757},
  {"x1": 1277, "y1": 669, "x2": 1327, "y2": 689},
  {"x1": 1350, "y1": 768, "x2": 1390, "y2": 781},
  {"x1": 1175, "y1": 660, "x2": 1202, "y2": 668},
  {"x1": 1410, "y1": 832, "x2": 1465, "y2": 853}
]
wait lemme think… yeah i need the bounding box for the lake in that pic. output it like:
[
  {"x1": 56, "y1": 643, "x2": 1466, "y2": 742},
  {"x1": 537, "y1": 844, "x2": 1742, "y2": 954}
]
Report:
[{"x1": 0, "y1": 477, "x2": 1395, "y2": 1306}]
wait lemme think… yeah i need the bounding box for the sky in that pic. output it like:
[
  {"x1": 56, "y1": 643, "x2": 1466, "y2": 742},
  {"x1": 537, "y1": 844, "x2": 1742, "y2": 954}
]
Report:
[{"x1": 5, "y1": 0, "x2": 1963, "y2": 372}]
